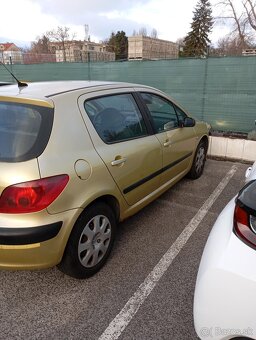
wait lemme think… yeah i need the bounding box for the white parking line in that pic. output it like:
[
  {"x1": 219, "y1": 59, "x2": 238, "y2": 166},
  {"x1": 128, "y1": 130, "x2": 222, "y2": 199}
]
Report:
[{"x1": 98, "y1": 165, "x2": 238, "y2": 340}]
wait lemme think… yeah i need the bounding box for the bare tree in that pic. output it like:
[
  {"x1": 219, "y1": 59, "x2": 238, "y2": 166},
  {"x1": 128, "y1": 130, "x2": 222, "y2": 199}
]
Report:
[
  {"x1": 215, "y1": 0, "x2": 256, "y2": 54},
  {"x1": 215, "y1": 35, "x2": 246, "y2": 55},
  {"x1": 175, "y1": 37, "x2": 185, "y2": 56},
  {"x1": 20, "y1": 46, "x2": 31, "y2": 53},
  {"x1": 243, "y1": 0, "x2": 256, "y2": 31},
  {"x1": 46, "y1": 26, "x2": 76, "y2": 62},
  {"x1": 30, "y1": 35, "x2": 51, "y2": 54},
  {"x1": 151, "y1": 28, "x2": 158, "y2": 39},
  {"x1": 139, "y1": 27, "x2": 148, "y2": 37}
]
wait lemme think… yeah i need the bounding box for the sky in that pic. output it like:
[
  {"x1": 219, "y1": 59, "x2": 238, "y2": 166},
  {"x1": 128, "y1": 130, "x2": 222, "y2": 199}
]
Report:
[{"x1": 0, "y1": 0, "x2": 235, "y2": 48}]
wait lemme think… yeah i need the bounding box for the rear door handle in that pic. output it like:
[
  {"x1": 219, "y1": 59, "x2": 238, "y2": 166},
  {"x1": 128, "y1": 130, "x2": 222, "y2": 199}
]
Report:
[{"x1": 111, "y1": 157, "x2": 127, "y2": 166}]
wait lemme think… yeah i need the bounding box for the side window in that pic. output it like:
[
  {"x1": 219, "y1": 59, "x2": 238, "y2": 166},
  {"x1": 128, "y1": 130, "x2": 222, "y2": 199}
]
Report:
[
  {"x1": 174, "y1": 105, "x2": 187, "y2": 124},
  {"x1": 140, "y1": 93, "x2": 179, "y2": 132},
  {"x1": 84, "y1": 93, "x2": 147, "y2": 143}
]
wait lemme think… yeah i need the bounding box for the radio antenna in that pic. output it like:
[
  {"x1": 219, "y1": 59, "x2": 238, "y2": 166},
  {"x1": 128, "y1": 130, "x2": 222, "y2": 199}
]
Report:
[{"x1": 0, "y1": 61, "x2": 28, "y2": 88}]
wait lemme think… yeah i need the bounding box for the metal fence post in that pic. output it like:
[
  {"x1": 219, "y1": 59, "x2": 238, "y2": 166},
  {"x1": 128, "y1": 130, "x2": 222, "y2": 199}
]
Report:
[{"x1": 88, "y1": 51, "x2": 91, "y2": 80}]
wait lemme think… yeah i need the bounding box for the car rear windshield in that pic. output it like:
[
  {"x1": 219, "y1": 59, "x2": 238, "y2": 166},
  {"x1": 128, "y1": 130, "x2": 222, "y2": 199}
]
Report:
[{"x1": 0, "y1": 101, "x2": 53, "y2": 162}]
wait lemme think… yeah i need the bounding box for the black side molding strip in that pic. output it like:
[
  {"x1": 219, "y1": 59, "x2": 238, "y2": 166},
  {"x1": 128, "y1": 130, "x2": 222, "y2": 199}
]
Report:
[
  {"x1": 0, "y1": 222, "x2": 63, "y2": 245},
  {"x1": 162, "y1": 152, "x2": 193, "y2": 173},
  {"x1": 123, "y1": 152, "x2": 193, "y2": 194}
]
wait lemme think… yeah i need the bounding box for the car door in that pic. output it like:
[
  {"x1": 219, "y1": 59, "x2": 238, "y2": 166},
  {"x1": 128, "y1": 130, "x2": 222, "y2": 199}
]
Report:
[
  {"x1": 138, "y1": 91, "x2": 197, "y2": 185},
  {"x1": 78, "y1": 89, "x2": 162, "y2": 206}
]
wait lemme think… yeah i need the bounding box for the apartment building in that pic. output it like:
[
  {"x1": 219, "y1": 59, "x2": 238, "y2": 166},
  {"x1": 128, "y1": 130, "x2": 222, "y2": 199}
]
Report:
[
  {"x1": 50, "y1": 40, "x2": 115, "y2": 62},
  {"x1": 128, "y1": 36, "x2": 179, "y2": 60},
  {"x1": 242, "y1": 48, "x2": 256, "y2": 56}
]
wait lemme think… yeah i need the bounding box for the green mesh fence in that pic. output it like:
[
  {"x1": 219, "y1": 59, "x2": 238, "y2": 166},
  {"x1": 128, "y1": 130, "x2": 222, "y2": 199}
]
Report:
[{"x1": 0, "y1": 56, "x2": 255, "y2": 133}]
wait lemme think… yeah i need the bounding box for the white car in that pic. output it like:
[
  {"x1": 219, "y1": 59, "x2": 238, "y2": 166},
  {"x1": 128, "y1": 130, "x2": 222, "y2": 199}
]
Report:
[
  {"x1": 245, "y1": 161, "x2": 256, "y2": 183},
  {"x1": 194, "y1": 161, "x2": 256, "y2": 340}
]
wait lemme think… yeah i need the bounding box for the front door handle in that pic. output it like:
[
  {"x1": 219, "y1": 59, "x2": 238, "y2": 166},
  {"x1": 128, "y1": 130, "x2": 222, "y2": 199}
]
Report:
[
  {"x1": 111, "y1": 157, "x2": 127, "y2": 166},
  {"x1": 163, "y1": 140, "x2": 172, "y2": 147}
]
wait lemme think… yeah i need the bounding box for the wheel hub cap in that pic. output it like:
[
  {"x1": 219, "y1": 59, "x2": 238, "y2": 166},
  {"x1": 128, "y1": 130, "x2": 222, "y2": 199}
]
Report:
[
  {"x1": 78, "y1": 215, "x2": 111, "y2": 268},
  {"x1": 195, "y1": 147, "x2": 205, "y2": 173}
]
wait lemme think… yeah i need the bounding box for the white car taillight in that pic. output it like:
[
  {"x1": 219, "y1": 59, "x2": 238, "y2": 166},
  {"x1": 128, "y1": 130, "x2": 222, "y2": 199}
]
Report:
[{"x1": 234, "y1": 180, "x2": 256, "y2": 249}]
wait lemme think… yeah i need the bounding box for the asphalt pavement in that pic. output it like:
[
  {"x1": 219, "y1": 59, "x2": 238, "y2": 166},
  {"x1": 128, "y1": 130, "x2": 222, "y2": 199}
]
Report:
[{"x1": 0, "y1": 159, "x2": 249, "y2": 340}]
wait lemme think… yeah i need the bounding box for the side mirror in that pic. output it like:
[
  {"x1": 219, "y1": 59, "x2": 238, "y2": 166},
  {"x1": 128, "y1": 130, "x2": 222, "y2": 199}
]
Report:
[{"x1": 182, "y1": 117, "x2": 195, "y2": 127}]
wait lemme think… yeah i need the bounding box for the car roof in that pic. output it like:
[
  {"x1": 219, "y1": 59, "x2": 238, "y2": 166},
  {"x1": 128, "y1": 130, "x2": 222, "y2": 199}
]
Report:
[{"x1": 0, "y1": 80, "x2": 150, "y2": 100}]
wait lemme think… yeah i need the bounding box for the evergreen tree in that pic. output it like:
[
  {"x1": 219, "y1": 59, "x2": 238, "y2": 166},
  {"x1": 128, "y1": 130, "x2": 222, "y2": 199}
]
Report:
[
  {"x1": 107, "y1": 31, "x2": 128, "y2": 60},
  {"x1": 183, "y1": 0, "x2": 213, "y2": 57}
]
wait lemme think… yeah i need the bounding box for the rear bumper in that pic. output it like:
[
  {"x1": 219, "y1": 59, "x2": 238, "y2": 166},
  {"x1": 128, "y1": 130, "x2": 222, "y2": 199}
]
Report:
[
  {"x1": 0, "y1": 222, "x2": 62, "y2": 245},
  {"x1": 0, "y1": 208, "x2": 81, "y2": 270}
]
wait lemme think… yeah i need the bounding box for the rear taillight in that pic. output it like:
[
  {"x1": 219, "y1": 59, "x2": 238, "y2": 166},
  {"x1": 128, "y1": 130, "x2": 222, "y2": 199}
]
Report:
[
  {"x1": 0, "y1": 175, "x2": 69, "y2": 214},
  {"x1": 234, "y1": 204, "x2": 256, "y2": 249}
]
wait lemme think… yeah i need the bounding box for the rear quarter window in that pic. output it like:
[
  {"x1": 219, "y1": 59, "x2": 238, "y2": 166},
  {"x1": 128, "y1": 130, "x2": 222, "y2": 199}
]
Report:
[{"x1": 0, "y1": 101, "x2": 53, "y2": 162}]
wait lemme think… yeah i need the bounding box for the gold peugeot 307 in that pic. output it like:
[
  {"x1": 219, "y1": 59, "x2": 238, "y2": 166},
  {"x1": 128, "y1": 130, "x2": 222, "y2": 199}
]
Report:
[{"x1": 0, "y1": 80, "x2": 209, "y2": 278}]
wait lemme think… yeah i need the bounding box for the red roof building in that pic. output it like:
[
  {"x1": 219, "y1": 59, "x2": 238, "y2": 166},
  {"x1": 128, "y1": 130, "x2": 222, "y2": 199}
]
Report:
[{"x1": 0, "y1": 42, "x2": 23, "y2": 64}]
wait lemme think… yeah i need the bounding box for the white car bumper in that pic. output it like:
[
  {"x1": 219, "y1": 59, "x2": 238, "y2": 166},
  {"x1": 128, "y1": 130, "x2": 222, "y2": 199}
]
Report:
[{"x1": 194, "y1": 198, "x2": 256, "y2": 340}]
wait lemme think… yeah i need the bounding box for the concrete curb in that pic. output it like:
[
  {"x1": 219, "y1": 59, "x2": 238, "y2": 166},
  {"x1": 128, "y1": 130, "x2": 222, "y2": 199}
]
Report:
[{"x1": 208, "y1": 136, "x2": 256, "y2": 163}]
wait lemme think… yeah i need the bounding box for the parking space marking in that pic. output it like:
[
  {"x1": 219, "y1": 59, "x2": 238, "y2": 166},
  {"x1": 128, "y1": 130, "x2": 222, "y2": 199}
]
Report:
[
  {"x1": 157, "y1": 198, "x2": 199, "y2": 211},
  {"x1": 98, "y1": 165, "x2": 238, "y2": 340}
]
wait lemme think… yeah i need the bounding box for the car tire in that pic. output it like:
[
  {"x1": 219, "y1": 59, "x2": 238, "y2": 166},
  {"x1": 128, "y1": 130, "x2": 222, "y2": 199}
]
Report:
[
  {"x1": 58, "y1": 202, "x2": 116, "y2": 279},
  {"x1": 187, "y1": 141, "x2": 207, "y2": 180}
]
